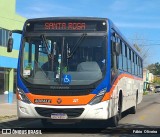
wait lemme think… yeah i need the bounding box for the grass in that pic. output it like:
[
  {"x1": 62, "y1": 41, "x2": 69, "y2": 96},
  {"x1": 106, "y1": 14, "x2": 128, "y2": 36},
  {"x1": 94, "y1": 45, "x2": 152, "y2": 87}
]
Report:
[
  {"x1": 143, "y1": 91, "x2": 148, "y2": 95},
  {"x1": 0, "y1": 115, "x2": 17, "y2": 121}
]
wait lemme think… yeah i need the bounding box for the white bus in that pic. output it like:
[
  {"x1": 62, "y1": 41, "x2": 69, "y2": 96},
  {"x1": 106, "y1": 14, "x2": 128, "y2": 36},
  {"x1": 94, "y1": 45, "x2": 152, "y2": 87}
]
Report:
[{"x1": 7, "y1": 17, "x2": 143, "y2": 127}]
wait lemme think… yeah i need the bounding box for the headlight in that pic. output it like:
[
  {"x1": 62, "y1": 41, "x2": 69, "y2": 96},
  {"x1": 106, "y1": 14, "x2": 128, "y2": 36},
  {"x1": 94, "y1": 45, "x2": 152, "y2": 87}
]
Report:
[
  {"x1": 89, "y1": 88, "x2": 106, "y2": 105},
  {"x1": 17, "y1": 88, "x2": 31, "y2": 104}
]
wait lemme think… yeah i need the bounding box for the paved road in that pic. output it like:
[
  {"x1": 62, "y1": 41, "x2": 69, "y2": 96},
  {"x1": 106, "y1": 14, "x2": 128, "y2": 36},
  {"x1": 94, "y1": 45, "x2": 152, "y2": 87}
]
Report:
[
  {"x1": 0, "y1": 93, "x2": 160, "y2": 137},
  {"x1": 119, "y1": 93, "x2": 160, "y2": 127}
]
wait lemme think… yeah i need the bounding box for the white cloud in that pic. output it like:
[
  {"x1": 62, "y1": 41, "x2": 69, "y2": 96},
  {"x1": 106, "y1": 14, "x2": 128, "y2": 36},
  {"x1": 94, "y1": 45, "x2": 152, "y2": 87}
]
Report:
[{"x1": 19, "y1": 1, "x2": 73, "y2": 18}]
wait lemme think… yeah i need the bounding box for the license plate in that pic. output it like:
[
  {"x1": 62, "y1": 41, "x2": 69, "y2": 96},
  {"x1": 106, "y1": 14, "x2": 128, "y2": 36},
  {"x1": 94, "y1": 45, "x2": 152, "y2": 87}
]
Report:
[{"x1": 51, "y1": 113, "x2": 68, "y2": 119}]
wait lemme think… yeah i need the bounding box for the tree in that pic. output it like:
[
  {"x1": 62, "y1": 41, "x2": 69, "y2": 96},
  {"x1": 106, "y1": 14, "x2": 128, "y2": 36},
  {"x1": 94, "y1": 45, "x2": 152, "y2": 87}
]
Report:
[{"x1": 147, "y1": 62, "x2": 160, "y2": 75}]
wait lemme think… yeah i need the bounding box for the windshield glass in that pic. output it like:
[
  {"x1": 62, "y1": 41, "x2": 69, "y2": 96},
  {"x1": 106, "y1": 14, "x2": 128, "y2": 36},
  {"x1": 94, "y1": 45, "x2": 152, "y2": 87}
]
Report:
[{"x1": 21, "y1": 34, "x2": 106, "y2": 85}]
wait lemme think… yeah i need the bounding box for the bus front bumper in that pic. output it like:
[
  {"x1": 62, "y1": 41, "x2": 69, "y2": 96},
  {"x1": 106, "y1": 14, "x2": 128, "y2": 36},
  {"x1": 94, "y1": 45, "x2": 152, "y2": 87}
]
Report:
[{"x1": 17, "y1": 100, "x2": 110, "y2": 120}]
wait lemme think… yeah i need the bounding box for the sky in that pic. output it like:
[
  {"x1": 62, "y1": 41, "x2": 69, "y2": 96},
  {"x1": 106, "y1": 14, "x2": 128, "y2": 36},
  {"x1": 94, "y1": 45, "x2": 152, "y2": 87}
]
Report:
[{"x1": 16, "y1": 0, "x2": 160, "y2": 66}]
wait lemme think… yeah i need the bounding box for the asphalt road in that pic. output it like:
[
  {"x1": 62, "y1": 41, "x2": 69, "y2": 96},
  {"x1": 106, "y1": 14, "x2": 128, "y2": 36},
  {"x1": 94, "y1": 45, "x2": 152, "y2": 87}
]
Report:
[{"x1": 0, "y1": 93, "x2": 160, "y2": 137}]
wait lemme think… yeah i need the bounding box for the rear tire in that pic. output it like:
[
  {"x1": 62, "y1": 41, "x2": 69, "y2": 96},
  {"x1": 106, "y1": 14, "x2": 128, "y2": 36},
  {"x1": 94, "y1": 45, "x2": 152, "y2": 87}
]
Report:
[
  {"x1": 130, "y1": 93, "x2": 138, "y2": 114},
  {"x1": 130, "y1": 105, "x2": 136, "y2": 114}
]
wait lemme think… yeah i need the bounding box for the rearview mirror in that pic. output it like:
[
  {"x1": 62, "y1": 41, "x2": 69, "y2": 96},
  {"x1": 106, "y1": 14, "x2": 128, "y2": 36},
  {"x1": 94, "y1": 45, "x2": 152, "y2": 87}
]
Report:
[{"x1": 7, "y1": 37, "x2": 13, "y2": 52}]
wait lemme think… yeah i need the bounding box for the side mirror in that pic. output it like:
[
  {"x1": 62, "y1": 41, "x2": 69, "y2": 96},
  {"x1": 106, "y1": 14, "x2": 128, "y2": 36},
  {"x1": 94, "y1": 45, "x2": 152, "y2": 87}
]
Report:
[
  {"x1": 7, "y1": 30, "x2": 22, "y2": 52},
  {"x1": 7, "y1": 38, "x2": 13, "y2": 52}
]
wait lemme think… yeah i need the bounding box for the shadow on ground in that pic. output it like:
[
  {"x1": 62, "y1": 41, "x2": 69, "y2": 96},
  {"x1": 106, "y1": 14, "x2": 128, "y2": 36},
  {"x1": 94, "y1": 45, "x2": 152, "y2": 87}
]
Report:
[{"x1": 1, "y1": 117, "x2": 160, "y2": 136}]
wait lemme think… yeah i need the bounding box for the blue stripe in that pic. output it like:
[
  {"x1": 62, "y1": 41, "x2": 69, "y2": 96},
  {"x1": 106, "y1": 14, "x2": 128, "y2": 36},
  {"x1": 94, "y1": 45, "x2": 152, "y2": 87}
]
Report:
[
  {"x1": 17, "y1": 52, "x2": 29, "y2": 93},
  {"x1": 0, "y1": 56, "x2": 18, "y2": 68},
  {"x1": 13, "y1": 33, "x2": 21, "y2": 50},
  {"x1": 91, "y1": 19, "x2": 112, "y2": 94}
]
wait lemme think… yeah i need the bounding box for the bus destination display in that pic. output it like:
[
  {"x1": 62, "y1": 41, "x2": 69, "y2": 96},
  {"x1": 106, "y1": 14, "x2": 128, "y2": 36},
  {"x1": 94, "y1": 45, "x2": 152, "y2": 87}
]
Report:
[
  {"x1": 45, "y1": 22, "x2": 86, "y2": 30},
  {"x1": 26, "y1": 20, "x2": 107, "y2": 32}
]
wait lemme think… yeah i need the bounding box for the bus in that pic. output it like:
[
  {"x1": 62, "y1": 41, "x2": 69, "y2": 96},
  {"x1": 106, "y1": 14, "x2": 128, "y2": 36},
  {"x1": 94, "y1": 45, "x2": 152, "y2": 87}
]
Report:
[{"x1": 7, "y1": 17, "x2": 143, "y2": 127}]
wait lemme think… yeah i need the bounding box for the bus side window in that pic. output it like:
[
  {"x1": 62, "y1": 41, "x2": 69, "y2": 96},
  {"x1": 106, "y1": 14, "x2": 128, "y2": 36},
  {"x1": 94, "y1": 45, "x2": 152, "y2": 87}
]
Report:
[
  {"x1": 132, "y1": 51, "x2": 135, "y2": 75},
  {"x1": 118, "y1": 40, "x2": 123, "y2": 70},
  {"x1": 111, "y1": 35, "x2": 115, "y2": 69},
  {"x1": 111, "y1": 32, "x2": 119, "y2": 82},
  {"x1": 135, "y1": 54, "x2": 138, "y2": 75},
  {"x1": 122, "y1": 42, "x2": 126, "y2": 71},
  {"x1": 128, "y1": 48, "x2": 131, "y2": 73},
  {"x1": 125, "y1": 44, "x2": 128, "y2": 71}
]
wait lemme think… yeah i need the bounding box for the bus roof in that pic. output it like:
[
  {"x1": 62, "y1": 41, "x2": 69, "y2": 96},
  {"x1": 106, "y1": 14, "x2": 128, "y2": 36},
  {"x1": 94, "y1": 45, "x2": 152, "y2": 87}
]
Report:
[{"x1": 25, "y1": 17, "x2": 108, "y2": 22}]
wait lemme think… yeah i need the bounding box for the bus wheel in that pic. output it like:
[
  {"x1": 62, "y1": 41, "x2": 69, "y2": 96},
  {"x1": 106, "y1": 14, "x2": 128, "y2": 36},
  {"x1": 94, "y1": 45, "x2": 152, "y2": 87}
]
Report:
[
  {"x1": 117, "y1": 96, "x2": 122, "y2": 120},
  {"x1": 110, "y1": 98, "x2": 122, "y2": 127},
  {"x1": 130, "y1": 93, "x2": 138, "y2": 114}
]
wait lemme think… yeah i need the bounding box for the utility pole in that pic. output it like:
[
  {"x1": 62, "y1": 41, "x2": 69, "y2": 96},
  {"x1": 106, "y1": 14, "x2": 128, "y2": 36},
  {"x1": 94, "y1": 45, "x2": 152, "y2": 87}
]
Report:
[{"x1": 131, "y1": 34, "x2": 150, "y2": 67}]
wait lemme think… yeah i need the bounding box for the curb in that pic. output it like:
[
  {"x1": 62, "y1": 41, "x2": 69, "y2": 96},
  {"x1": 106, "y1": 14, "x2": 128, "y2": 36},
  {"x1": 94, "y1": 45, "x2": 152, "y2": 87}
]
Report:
[{"x1": 0, "y1": 116, "x2": 17, "y2": 123}]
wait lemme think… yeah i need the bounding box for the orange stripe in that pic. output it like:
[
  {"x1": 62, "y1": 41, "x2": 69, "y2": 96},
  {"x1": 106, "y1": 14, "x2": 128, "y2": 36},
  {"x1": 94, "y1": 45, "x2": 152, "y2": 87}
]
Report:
[
  {"x1": 23, "y1": 73, "x2": 142, "y2": 105},
  {"x1": 102, "y1": 73, "x2": 142, "y2": 101},
  {"x1": 26, "y1": 93, "x2": 95, "y2": 106}
]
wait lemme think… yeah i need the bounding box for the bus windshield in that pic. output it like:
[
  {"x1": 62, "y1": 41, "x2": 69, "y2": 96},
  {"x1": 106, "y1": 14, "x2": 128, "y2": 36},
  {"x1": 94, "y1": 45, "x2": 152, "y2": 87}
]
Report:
[{"x1": 21, "y1": 34, "x2": 106, "y2": 85}]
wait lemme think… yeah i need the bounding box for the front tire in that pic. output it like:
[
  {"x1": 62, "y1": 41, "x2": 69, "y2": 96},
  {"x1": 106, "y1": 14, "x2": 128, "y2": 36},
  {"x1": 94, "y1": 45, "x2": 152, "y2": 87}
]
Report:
[
  {"x1": 110, "y1": 114, "x2": 119, "y2": 127},
  {"x1": 110, "y1": 98, "x2": 122, "y2": 127}
]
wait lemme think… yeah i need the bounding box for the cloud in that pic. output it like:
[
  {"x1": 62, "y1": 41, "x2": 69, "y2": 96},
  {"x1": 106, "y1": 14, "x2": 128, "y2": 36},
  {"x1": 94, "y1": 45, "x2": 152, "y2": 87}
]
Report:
[{"x1": 17, "y1": 1, "x2": 73, "y2": 18}]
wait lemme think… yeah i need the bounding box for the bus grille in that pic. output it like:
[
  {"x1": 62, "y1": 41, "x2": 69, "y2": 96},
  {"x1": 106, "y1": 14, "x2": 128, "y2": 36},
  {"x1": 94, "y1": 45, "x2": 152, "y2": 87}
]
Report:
[
  {"x1": 28, "y1": 88, "x2": 92, "y2": 96},
  {"x1": 35, "y1": 107, "x2": 84, "y2": 118}
]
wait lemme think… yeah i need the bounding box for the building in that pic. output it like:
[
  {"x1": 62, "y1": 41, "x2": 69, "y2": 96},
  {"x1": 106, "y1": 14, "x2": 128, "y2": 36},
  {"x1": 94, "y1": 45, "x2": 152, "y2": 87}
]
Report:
[
  {"x1": 143, "y1": 68, "x2": 154, "y2": 91},
  {"x1": 0, "y1": 0, "x2": 26, "y2": 103}
]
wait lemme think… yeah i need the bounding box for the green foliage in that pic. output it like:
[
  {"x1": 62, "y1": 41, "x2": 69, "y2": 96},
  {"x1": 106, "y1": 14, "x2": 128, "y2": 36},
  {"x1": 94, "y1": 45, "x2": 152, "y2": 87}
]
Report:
[
  {"x1": 153, "y1": 77, "x2": 160, "y2": 85},
  {"x1": 147, "y1": 62, "x2": 160, "y2": 75},
  {"x1": 143, "y1": 92, "x2": 148, "y2": 95},
  {"x1": 25, "y1": 63, "x2": 32, "y2": 70}
]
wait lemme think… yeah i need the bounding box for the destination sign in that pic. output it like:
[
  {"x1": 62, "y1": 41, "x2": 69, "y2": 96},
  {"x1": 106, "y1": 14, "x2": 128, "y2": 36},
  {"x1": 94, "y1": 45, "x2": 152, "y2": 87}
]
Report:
[
  {"x1": 25, "y1": 20, "x2": 107, "y2": 32},
  {"x1": 45, "y1": 22, "x2": 86, "y2": 30}
]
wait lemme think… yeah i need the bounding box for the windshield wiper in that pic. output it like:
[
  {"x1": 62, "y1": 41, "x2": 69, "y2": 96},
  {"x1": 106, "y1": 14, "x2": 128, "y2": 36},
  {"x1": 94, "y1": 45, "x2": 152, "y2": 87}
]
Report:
[
  {"x1": 67, "y1": 33, "x2": 87, "y2": 58},
  {"x1": 41, "y1": 34, "x2": 54, "y2": 59}
]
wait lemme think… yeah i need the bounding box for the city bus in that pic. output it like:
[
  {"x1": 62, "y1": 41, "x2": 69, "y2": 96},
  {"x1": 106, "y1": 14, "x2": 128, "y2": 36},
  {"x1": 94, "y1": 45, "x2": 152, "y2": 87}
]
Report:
[{"x1": 7, "y1": 17, "x2": 143, "y2": 127}]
